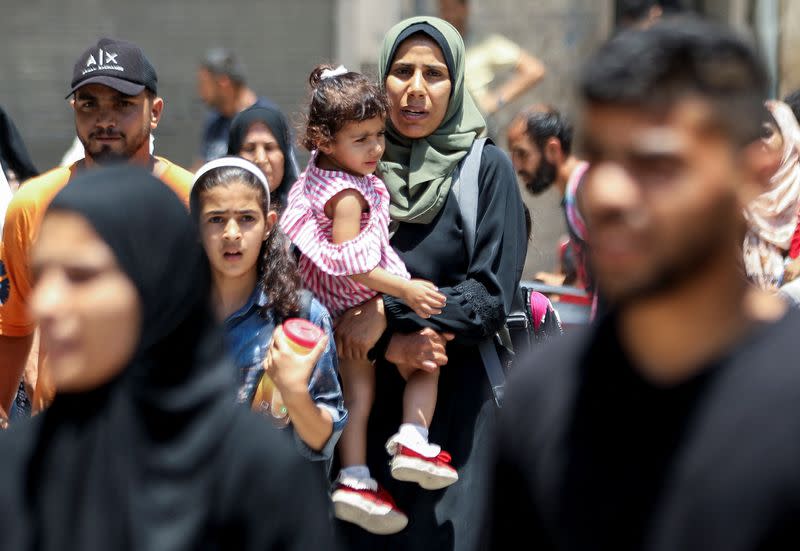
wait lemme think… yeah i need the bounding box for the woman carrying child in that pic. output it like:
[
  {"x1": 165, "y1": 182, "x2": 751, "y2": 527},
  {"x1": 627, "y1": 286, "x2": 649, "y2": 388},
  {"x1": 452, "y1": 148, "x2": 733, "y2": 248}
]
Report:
[{"x1": 281, "y1": 65, "x2": 456, "y2": 534}]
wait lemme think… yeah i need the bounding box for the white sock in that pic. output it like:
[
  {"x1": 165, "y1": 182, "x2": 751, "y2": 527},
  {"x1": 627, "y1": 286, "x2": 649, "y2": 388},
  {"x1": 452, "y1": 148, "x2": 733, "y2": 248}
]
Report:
[
  {"x1": 340, "y1": 465, "x2": 371, "y2": 481},
  {"x1": 399, "y1": 423, "x2": 429, "y2": 445}
]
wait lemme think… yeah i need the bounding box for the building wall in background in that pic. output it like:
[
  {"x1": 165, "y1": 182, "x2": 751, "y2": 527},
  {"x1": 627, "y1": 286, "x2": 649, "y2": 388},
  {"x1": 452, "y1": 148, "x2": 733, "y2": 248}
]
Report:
[
  {"x1": 0, "y1": 0, "x2": 336, "y2": 171},
  {"x1": 779, "y1": 0, "x2": 800, "y2": 97}
]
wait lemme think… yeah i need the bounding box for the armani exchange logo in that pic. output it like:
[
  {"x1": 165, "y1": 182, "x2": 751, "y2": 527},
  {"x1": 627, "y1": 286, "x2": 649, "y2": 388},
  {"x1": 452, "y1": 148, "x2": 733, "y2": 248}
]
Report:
[{"x1": 82, "y1": 49, "x2": 124, "y2": 75}]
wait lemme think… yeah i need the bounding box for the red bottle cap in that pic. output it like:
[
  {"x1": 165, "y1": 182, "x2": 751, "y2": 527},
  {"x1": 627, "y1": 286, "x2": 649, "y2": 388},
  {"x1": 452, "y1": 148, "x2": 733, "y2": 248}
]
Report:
[{"x1": 283, "y1": 318, "x2": 325, "y2": 350}]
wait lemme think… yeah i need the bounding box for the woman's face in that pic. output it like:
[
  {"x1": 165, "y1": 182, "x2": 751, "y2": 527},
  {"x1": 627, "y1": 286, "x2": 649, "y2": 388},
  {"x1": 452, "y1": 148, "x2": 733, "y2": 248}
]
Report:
[
  {"x1": 199, "y1": 181, "x2": 276, "y2": 283},
  {"x1": 239, "y1": 122, "x2": 285, "y2": 191},
  {"x1": 385, "y1": 35, "x2": 452, "y2": 139},
  {"x1": 31, "y1": 212, "x2": 142, "y2": 392}
]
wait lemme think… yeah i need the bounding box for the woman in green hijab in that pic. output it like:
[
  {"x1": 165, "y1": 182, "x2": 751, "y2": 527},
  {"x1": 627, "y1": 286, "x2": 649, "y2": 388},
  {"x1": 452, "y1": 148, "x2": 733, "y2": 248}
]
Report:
[{"x1": 333, "y1": 16, "x2": 526, "y2": 550}]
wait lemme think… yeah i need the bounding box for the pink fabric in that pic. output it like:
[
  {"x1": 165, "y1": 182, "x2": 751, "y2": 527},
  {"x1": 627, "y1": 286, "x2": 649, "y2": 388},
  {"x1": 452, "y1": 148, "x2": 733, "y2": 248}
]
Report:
[
  {"x1": 528, "y1": 291, "x2": 552, "y2": 332},
  {"x1": 280, "y1": 153, "x2": 410, "y2": 318},
  {"x1": 564, "y1": 161, "x2": 590, "y2": 242}
]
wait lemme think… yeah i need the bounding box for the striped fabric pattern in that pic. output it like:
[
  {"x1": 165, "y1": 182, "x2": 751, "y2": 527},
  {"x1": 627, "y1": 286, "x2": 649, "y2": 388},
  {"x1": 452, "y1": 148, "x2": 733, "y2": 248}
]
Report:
[
  {"x1": 564, "y1": 161, "x2": 590, "y2": 242},
  {"x1": 280, "y1": 153, "x2": 410, "y2": 318}
]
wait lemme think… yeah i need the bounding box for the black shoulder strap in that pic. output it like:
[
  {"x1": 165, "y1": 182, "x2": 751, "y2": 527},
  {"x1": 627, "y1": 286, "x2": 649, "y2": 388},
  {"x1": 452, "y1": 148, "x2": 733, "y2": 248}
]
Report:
[
  {"x1": 452, "y1": 137, "x2": 489, "y2": 263},
  {"x1": 450, "y1": 138, "x2": 508, "y2": 407}
]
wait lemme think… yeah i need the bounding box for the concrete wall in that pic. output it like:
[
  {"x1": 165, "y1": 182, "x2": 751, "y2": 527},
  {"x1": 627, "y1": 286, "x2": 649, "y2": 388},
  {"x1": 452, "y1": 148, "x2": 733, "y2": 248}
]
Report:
[
  {"x1": 779, "y1": 0, "x2": 800, "y2": 97},
  {"x1": 0, "y1": 0, "x2": 336, "y2": 170}
]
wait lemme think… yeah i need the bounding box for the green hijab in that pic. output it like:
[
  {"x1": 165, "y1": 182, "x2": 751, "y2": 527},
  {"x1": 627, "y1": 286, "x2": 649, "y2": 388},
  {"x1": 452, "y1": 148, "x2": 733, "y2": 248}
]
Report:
[{"x1": 378, "y1": 16, "x2": 486, "y2": 224}]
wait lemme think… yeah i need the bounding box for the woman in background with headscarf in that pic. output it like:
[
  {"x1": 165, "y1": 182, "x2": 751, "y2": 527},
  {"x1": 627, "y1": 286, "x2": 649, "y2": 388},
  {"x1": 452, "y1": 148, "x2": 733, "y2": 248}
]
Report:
[
  {"x1": 228, "y1": 104, "x2": 300, "y2": 210},
  {"x1": 332, "y1": 16, "x2": 526, "y2": 550},
  {"x1": 743, "y1": 100, "x2": 800, "y2": 291},
  {"x1": 0, "y1": 166, "x2": 337, "y2": 551}
]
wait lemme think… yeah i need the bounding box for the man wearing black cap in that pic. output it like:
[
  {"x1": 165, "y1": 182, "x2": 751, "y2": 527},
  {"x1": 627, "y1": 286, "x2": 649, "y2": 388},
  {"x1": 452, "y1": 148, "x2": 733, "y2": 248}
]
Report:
[{"x1": 0, "y1": 37, "x2": 193, "y2": 424}]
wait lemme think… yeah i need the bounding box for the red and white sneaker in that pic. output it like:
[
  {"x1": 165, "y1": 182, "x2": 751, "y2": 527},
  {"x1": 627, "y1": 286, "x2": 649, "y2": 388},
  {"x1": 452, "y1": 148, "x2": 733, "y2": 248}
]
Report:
[
  {"x1": 331, "y1": 476, "x2": 409, "y2": 535},
  {"x1": 389, "y1": 444, "x2": 459, "y2": 490}
]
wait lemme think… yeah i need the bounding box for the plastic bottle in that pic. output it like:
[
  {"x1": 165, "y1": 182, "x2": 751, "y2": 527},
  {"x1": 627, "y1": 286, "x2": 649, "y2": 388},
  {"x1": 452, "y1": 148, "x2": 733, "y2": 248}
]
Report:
[{"x1": 252, "y1": 318, "x2": 324, "y2": 422}]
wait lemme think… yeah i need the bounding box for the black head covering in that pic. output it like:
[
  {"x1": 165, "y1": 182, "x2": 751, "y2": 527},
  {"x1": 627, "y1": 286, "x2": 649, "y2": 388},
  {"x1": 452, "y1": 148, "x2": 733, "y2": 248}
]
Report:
[
  {"x1": 227, "y1": 105, "x2": 299, "y2": 208},
  {"x1": 20, "y1": 166, "x2": 236, "y2": 551},
  {"x1": 0, "y1": 105, "x2": 38, "y2": 182}
]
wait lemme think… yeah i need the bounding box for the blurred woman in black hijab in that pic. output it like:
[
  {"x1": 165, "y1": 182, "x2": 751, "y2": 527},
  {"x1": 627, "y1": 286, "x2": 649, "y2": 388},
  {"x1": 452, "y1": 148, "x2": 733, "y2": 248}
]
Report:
[
  {"x1": 0, "y1": 105, "x2": 38, "y2": 185},
  {"x1": 228, "y1": 105, "x2": 299, "y2": 209},
  {"x1": 0, "y1": 105, "x2": 38, "y2": 233},
  {"x1": 0, "y1": 166, "x2": 337, "y2": 551}
]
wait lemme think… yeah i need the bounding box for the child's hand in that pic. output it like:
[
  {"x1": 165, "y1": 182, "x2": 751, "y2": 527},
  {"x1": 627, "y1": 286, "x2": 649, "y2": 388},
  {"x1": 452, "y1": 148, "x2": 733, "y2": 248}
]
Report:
[
  {"x1": 264, "y1": 326, "x2": 329, "y2": 397},
  {"x1": 402, "y1": 279, "x2": 446, "y2": 318}
]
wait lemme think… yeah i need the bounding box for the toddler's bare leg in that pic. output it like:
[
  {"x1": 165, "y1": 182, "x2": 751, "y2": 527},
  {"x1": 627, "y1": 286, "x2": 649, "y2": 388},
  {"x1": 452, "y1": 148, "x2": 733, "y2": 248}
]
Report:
[
  {"x1": 402, "y1": 369, "x2": 439, "y2": 428},
  {"x1": 338, "y1": 358, "x2": 375, "y2": 467}
]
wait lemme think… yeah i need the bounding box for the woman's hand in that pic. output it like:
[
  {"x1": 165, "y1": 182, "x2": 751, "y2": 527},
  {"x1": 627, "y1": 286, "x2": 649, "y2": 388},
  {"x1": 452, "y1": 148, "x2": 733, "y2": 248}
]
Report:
[
  {"x1": 386, "y1": 328, "x2": 454, "y2": 380},
  {"x1": 334, "y1": 296, "x2": 387, "y2": 360},
  {"x1": 264, "y1": 326, "x2": 329, "y2": 398}
]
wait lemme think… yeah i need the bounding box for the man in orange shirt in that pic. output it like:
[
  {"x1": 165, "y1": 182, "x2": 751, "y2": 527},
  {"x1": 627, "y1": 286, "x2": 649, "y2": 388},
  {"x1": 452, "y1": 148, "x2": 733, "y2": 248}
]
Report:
[{"x1": 0, "y1": 37, "x2": 193, "y2": 424}]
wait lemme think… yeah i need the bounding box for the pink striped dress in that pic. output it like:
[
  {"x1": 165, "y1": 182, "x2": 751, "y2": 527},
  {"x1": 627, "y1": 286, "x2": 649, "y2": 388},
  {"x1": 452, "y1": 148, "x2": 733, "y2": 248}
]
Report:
[{"x1": 279, "y1": 153, "x2": 410, "y2": 318}]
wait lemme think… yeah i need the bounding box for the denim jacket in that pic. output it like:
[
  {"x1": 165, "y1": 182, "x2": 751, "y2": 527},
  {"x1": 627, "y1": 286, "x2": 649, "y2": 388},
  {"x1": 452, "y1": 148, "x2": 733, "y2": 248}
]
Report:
[{"x1": 223, "y1": 285, "x2": 347, "y2": 462}]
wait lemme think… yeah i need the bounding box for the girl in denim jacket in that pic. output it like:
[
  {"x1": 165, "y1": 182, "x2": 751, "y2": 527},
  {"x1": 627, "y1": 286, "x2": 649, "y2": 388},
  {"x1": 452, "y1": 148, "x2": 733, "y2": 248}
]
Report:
[{"x1": 192, "y1": 157, "x2": 347, "y2": 466}]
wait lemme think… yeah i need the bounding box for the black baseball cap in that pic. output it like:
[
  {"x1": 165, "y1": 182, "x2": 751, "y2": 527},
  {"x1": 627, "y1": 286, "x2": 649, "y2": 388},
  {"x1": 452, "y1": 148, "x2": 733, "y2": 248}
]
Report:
[{"x1": 67, "y1": 37, "x2": 158, "y2": 98}]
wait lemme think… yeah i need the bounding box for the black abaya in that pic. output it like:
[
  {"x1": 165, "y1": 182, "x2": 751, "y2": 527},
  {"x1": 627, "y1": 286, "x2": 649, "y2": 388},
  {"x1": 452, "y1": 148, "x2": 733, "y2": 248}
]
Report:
[{"x1": 0, "y1": 166, "x2": 338, "y2": 551}]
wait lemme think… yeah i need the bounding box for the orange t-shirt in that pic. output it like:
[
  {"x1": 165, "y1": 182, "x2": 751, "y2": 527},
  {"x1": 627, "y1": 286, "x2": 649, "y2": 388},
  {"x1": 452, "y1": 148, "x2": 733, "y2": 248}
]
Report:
[
  {"x1": 0, "y1": 157, "x2": 192, "y2": 336},
  {"x1": 0, "y1": 157, "x2": 192, "y2": 411}
]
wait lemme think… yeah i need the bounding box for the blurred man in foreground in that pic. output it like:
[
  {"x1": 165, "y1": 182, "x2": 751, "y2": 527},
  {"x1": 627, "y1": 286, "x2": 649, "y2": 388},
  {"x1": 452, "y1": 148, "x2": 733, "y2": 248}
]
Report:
[{"x1": 485, "y1": 18, "x2": 800, "y2": 550}]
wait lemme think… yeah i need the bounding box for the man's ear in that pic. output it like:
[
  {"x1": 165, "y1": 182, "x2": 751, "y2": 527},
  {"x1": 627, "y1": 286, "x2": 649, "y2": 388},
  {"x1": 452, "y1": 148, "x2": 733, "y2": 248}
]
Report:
[
  {"x1": 543, "y1": 137, "x2": 564, "y2": 165},
  {"x1": 150, "y1": 96, "x2": 164, "y2": 130},
  {"x1": 218, "y1": 75, "x2": 235, "y2": 93}
]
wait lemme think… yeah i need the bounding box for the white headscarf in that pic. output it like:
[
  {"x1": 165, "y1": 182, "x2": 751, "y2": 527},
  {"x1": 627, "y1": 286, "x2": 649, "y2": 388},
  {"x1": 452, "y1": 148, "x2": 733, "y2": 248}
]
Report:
[{"x1": 743, "y1": 101, "x2": 800, "y2": 290}]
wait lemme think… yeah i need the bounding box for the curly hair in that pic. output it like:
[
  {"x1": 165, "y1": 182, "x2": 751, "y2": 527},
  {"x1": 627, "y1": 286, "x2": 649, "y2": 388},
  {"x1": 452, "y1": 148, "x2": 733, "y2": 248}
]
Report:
[
  {"x1": 191, "y1": 166, "x2": 301, "y2": 320},
  {"x1": 302, "y1": 64, "x2": 389, "y2": 151}
]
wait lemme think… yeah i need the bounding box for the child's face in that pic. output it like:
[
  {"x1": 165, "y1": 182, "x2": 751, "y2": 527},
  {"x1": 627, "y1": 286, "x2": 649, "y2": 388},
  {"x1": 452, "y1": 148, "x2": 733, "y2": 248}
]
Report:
[
  {"x1": 199, "y1": 181, "x2": 275, "y2": 283},
  {"x1": 320, "y1": 116, "x2": 386, "y2": 177}
]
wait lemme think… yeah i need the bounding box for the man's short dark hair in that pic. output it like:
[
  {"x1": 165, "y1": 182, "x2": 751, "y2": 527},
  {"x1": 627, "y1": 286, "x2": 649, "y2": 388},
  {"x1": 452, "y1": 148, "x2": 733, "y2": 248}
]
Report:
[
  {"x1": 522, "y1": 107, "x2": 574, "y2": 157},
  {"x1": 581, "y1": 17, "x2": 768, "y2": 146},
  {"x1": 618, "y1": 0, "x2": 660, "y2": 22},
  {"x1": 783, "y1": 89, "x2": 800, "y2": 125},
  {"x1": 201, "y1": 48, "x2": 247, "y2": 85}
]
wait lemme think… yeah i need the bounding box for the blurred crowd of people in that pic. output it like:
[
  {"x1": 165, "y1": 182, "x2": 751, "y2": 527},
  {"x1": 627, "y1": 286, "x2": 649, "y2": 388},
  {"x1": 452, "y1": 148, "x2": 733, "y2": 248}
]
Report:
[{"x1": 2, "y1": 0, "x2": 800, "y2": 550}]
